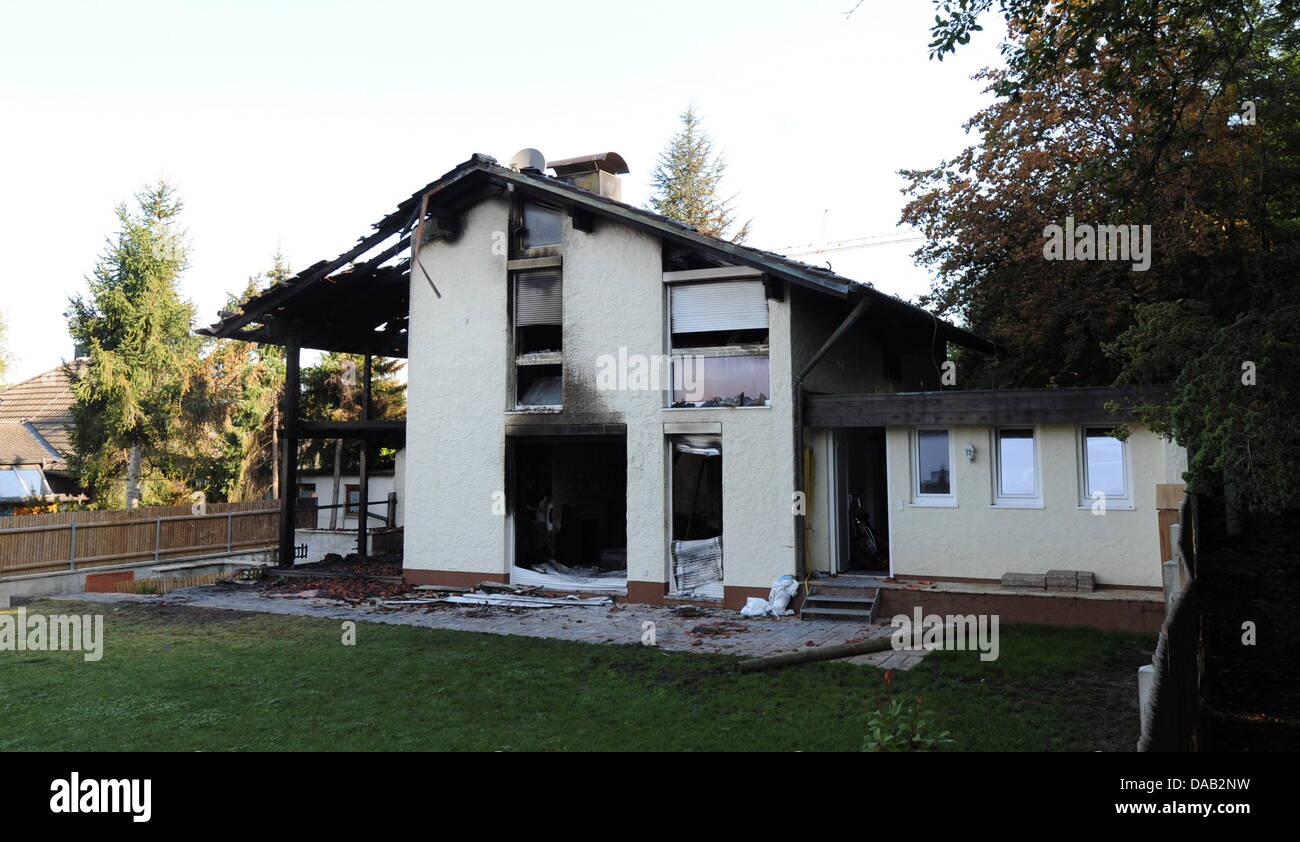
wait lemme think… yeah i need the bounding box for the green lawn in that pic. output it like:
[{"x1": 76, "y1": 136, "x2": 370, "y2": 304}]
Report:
[{"x1": 1, "y1": 600, "x2": 1151, "y2": 751}]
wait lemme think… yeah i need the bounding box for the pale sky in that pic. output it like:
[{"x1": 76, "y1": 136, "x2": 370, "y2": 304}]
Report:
[{"x1": 0, "y1": 0, "x2": 1003, "y2": 384}]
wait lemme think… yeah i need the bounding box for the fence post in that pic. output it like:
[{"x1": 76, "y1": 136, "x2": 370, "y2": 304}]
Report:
[
  {"x1": 386, "y1": 492, "x2": 397, "y2": 528},
  {"x1": 69, "y1": 521, "x2": 77, "y2": 571},
  {"x1": 154, "y1": 517, "x2": 162, "y2": 561},
  {"x1": 226, "y1": 510, "x2": 233, "y2": 553}
]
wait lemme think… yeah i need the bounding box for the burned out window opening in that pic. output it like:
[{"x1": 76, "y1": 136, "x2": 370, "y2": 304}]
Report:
[
  {"x1": 668, "y1": 280, "x2": 770, "y2": 408},
  {"x1": 510, "y1": 199, "x2": 565, "y2": 409},
  {"x1": 670, "y1": 435, "x2": 723, "y2": 598},
  {"x1": 510, "y1": 437, "x2": 627, "y2": 592}
]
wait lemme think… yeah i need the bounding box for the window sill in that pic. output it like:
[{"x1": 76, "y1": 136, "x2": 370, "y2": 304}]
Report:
[
  {"x1": 909, "y1": 498, "x2": 957, "y2": 508},
  {"x1": 670, "y1": 344, "x2": 770, "y2": 358},
  {"x1": 663, "y1": 404, "x2": 772, "y2": 411},
  {"x1": 991, "y1": 501, "x2": 1045, "y2": 510},
  {"x1": 508, "y1": 406, "x2": 563, "y2": 414},
  {"x1": 516, "y1": 351, "x2": 563, "y2": 366},
  {"x1": 1076, "y1": 503, "x2": 1135, "y2": 511}
]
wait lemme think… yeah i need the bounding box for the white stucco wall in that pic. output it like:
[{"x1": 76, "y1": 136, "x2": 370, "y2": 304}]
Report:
[
  {"x1": 885, "y1": 423, "x2": 1176, "y2": 588},
  {"x1": 404, "y1": 198, "x2": 512, "y2": 575},
  {"x1": 401, "y1": 196, "x2": 798, "y2": 592}
]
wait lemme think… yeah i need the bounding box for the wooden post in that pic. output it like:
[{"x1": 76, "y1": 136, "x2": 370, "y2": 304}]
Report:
[
  {"x1": 386, "y1": 491, "x2": 397, "y2": 529},
  {"x1": 278, "y1": 339, "x2": 301, "y2": 567},
  {"x1": 328, "y1": 438, "x2": 342, "y2": 530},
  {"x1": 357, "y1": 355, "x2": 372, "y2": 558},
  {"x1": 735, "y1": 635, "x2": 893, "y2": 673}
]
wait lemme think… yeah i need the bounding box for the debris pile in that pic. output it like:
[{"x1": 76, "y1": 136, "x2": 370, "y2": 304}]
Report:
[{"x1": 263, "y1": 576, "x2": 407, "y2": 602}]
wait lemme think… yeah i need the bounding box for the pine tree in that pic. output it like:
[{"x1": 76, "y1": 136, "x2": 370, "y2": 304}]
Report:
[
  {"x1": 66, "y1": 181, "x2": 200, "y2": 508},
  {"x1": 649, "y1": 106, "x2": 752, "y2": 243}
]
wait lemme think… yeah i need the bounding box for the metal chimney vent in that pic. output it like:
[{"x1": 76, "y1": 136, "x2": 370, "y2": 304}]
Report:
[{"x1": 547, "y1": 152, "x2": 629, "y2": 200}]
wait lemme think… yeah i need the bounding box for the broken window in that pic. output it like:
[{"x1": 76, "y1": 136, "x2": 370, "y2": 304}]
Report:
[
  {"x1": 668, "y1": 280, "x2": 769, "y2": 407},
  {"x1": 511, "y1": 438, "x2": 627, "y2": 590},
  {"x1": 670, "y1": 435, "x2": 723, "y2": 598},
  {"x1": 517, "y1": 365, "x2": 562, "y2": 406},
  {"x1": 513, "y1": 269, "x2": 563, "y2": 407},
  {"x1": 514, "y1": 270, "x2": 563, "y2": 353},
  {"x1": 520, "y1": 202, "x2": 563, "y2": 251}
]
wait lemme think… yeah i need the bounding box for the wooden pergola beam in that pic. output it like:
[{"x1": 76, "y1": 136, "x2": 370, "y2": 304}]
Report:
[{"x1": 277, "y1": 339, "x2": 301, "y2": 567}]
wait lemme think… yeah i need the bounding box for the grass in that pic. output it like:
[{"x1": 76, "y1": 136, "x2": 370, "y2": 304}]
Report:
[{"x1": 0, "y1": 600, "x2": 1151, "y2": 751}]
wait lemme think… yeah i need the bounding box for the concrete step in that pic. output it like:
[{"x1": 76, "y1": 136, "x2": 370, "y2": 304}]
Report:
[
  {"x1": 803, "y1": 584, "x2": 880, "y2": 622},
  {"x1": 805, "y1": 592, "x2": 875, "y2": 605},
  {"x1": 801, "y1": 606, "x2": 877, "y2": 621},
  {"x1": 807, "y1": 584, "x2": 879, "y2": 598}
]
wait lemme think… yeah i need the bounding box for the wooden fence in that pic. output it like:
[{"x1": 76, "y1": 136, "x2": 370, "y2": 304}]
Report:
[
  {"x1": 0, "y1": 500, "x2": 279, "y2": 578},
  {"x1": 1138, "y1": 493, "x2": 1203, "y2": 752}
]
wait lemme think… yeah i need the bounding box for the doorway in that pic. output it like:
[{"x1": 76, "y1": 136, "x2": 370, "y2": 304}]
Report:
[
  {"x1": 508, "y1": 436, "x2": 627, "y2": 588},
  {"x1": 832, "y1": 427, "x2": 889, "y2": 574}
]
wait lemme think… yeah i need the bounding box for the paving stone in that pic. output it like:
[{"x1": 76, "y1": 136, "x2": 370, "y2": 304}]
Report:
[{"x1": 49, "y1": 588, "x2": 929, "y2": 666}]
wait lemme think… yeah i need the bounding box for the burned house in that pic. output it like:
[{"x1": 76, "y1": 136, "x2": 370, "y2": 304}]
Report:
[{"x1": 204, "y1": 149, "x2": 1182, "y2": 629}]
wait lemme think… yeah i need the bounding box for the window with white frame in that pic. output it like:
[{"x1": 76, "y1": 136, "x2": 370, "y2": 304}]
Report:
[
  {"x1": 913, "y1": 427, "x2": 954, "y2": 502},
  {"x1": 994, "y1": 426, "x2": 1041, "y2": 506},
  {"x1": 668, "y1": 280, "x2": 770, "y2": 407},
  {"x1": 1080, "y1": 426, "x2": 1131, "y2": 507}
]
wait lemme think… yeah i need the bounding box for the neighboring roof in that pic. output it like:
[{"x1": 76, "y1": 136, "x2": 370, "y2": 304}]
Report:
[
  {"x1": 0, "y1": 424, "x2": 59, "y2": 465},
  {"x1": 200, "y1": 153, "x2": 994, "y2": 355},
  {"x1": 0, "y1": 364, "x2": 77, "y2": 470}
]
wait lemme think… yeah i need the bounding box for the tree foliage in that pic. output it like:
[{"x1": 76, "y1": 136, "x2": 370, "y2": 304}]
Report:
[
  {"x1": 648, "y1": 106, "x2": 752, "y2": 243},
  {"x1": 906, "y1": 0, "x2": 1300, "y2": 510},
  {"x1": 298, "y1": 353, "x2": 406, "y2": 473},
  {"x1": 180, "y1": 257, "x2": 290, "y2": 502}
]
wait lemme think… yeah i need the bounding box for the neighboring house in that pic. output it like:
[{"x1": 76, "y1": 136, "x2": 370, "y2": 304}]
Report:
[
  {"x1": 0, "y1": 364, "x2": 84, "y2": 514},
  {"x1": 202, "y1": 150, "x2": 1182, "y2": 629},
  {"x1": 295, "y1": 469, "x2": 401, "y2": 530}
]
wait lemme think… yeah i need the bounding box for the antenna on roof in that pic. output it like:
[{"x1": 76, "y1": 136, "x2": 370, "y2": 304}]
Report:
[{"x1": 508, "y1": 149, "x2": 547, "y2": 174}]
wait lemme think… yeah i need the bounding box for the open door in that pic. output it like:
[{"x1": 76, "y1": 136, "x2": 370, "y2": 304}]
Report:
[{"x1": 832, "y1": 427, "x2": 889, "y2": 574}]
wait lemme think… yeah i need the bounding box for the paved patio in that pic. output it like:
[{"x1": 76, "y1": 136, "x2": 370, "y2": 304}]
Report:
[{"x1": 51, "y1": 586, "x2": 928, "y2": 669}]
